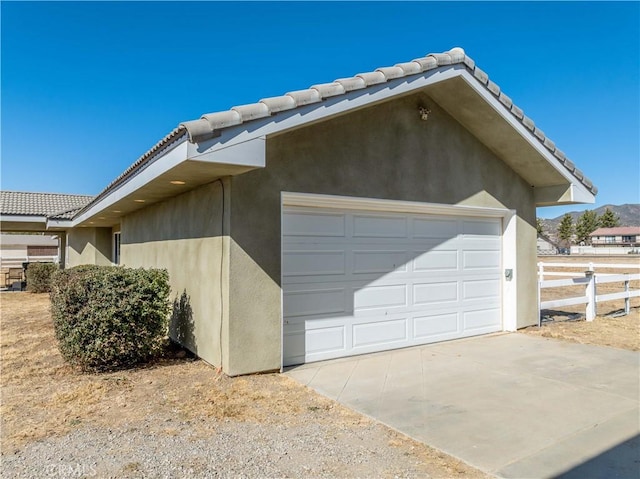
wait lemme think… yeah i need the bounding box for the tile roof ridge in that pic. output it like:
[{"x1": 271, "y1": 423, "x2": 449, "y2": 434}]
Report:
[
  {"x1": 73, "y1": 46, "x2": 597, "y2": 221},
  {"x1": 179, "y1": 47, "x2": 468, "y2": 143},
  {"x1": 175, "y1": 46, "x2": 597, "y2": 196}
]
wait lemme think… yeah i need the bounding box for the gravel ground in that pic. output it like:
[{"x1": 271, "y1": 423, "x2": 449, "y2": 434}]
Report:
[
  {"x1": 3, "y1": 416, "x2": 457, "y2": 479},
  {"x1": 1, "y1": 293, "x2": 486, "y2": 479}
]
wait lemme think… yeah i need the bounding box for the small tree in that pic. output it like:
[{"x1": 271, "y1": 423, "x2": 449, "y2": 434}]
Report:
[
  {"x1": 599, "y1": 208, "x2": 620, "y2": 228},
  {"x1": 536, "y1": 218, "x2": 545, "y2": 236},
  {"x1": 575, "y1": 210, "x2": 599, "y2": 245},
  {"x1": 557, "y1": 213, "x2": 574, "y2": 247}
]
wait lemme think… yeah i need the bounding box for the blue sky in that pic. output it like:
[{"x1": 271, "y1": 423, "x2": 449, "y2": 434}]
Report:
[{"x1": 2, "y1": 1, "x2": 638, "y2": 219}]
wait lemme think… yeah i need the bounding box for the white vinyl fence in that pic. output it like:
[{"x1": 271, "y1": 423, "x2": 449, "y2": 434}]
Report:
[
  {"x1": 1, "y1": 255, "x2": 59, "y2": 269},
  {"x1": 538, "y1": 262, "x2": 640, "y2": 324}
]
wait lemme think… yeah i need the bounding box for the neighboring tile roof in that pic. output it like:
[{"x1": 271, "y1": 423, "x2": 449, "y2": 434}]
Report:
[
  {"x1": 75, "y1": 46, "x2": 598, "y2": 219},
  {"x1": 590, "y1": 227, "x2": 640, "y2": 236},
  {"x1": 0, "y1": 191, "x2": 94, "y2": 218}
]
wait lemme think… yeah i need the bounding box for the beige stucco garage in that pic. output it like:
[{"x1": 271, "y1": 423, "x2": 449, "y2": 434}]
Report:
[{"x1": 0, "y1": 47, "x2": 596, "y2": 376}]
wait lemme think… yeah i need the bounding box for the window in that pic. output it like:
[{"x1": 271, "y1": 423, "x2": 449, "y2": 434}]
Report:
[
  {"x1": 622, "y1": 236, "x2": 634, "y2": 243},
  {"x1": 113, "y1": 232, "x2": 121, "y2": 264},
  {"x1": 605, "y1": 236, "x2": 615, "y2": 244}
]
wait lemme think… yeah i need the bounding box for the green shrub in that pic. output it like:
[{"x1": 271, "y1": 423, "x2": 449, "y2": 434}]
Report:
[
  {"x1": 26, "y1": 262, "x2": 58, "y2": 293},
  {"x1": 50, "y1": 265, "x2": 171, "y2": 372}
]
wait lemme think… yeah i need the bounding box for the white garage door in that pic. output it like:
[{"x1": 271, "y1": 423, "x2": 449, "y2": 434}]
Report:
[{"x1": 282, "y1": 205, "x2": 503, "y2": 366}]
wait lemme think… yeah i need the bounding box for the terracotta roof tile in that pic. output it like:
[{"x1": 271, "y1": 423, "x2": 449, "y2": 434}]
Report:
[{"x1": 0, "y1": 191, "x2": 93, "y2": 218}]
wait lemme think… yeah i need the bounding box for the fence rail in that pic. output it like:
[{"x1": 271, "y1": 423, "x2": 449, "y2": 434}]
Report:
[
  {"x1": 1, "y1": 256, "x2": 59, "y2": 269},
  {"x1": 538, "y1": 261, "x2": 639, "y2": 324},
  {"x1": 538, "y1": 262, "x2": 640, "y2": 280}
]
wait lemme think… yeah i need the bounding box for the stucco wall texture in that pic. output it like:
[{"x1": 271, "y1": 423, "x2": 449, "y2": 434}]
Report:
[
  {"x1": 228, "y1": 92, "x2": 537, "y2": 375},
  {"x1": 120, "y1": 180, "x2": 230, "y2": 370},
  {"x1": 107, "y1": 91, "x2": 537, "y2": 376},
  {"x1": 68, "y1": 227, "x2": 112, "y2": 267}
]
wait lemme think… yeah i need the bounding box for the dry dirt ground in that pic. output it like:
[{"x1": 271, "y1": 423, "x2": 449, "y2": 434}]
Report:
[
  {"x1": 1, "y1": 292, "x2": 487, "y2": 478},
  {"x1": 522, "y1": 255, "x2": 639, "y2": 350}
]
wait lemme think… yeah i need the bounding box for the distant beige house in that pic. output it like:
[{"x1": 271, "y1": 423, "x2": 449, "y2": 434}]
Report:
[
  {"x1": 0, "y1": 233, "x2": 60, "y2": 268},
  {"x1": 0, "y1": 192, "x2": 93, "y2": 267},
  {"x1": 0, "y1": 48, "x2": 597, "y2": 375},
  {"x1": 590, "y1": 227, "x2": 640, "y2": 247},
  {"x1": 537, "y1": 234, "x2": 561, "y2": 254}
]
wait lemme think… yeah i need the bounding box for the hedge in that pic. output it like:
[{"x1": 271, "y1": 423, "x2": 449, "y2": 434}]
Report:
[
  {"x1": 26, "y1": 262, "x2": 58, "y2": 293},
  {"x1": 50, "y1": 265, "x2": 171, "y2": 372}
]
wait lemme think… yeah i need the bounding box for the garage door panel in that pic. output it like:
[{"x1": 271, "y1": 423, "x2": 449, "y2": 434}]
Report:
[
  {"x1": 413, "y1": 281, "x2": 458, "y2": 305},
  {"x1": 283, "y1": 251, "x2": 346, "y2": 276},
  {"x1": 283, "y1": 211, "x2": 346, "y2": 237},
  {"x1": 283, "y1": 205, "x2": 503, "y2": 366},
  {"x1": 462, "y1": 219, "x2": 501, "y2": 236},
  {"x1": 462, "y1": 250, "x2": 501, "y2": 270},
  {"x1": 283, "y1": 288, "x2": 347, "y2": 317},
  {"x1": 352, "y1": 214, "x2": 408, "y2": 238},
  {"x1": 306, "y1": 325, "x2": 346, "y2": 354},
  {"x1": 352, "y1": 250, "x2": 408, "y2": 274},
  {"x1": 463, "y1": 279, "x2": 501, "y2": 301},
  {"x1": 283, "y1": 332, "x2": 305, "y2": 364},
  {"x1": 412, "y1": 217, "x2": 458, "y2": 239},
  {"x1": 463, "y1": 308, "x2": 502, "y2": 332},
  {"x1": 352, "y1": 318, "x2": 408, "y2": 349},
  {"x1": 413, "y1": 312, "x2": 460, "y2": 338},
  {"x1": 354, "y1": 284, "x2": 407, "y2": 311},
  {"x1": 412, "y1": 249, "x2": 459, "y2": 272}
]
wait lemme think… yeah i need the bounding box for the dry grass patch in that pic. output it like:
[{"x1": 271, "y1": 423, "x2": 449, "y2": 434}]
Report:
[
  {"x1": 521, "y1": 309, "x2": 639, "y2": 351},
  {"x1": 531, "y1": 255, "x2": 640, "y2": 350},
  {"x1": 1, "y1": 292, "x2": 488, "y2": 479},
  {"x1": 0, "y1": 291, "x2": 358, "y2": 447}
]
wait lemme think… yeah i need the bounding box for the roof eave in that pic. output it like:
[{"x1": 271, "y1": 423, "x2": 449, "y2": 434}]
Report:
[{"x1": 69, "y1": 135, "x2": 265, "y2": 228}]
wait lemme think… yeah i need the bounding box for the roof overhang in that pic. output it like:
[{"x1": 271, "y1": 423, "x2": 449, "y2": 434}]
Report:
[
  {"x1": 67, "y1": 135, "x2": 265, "y2": 228},
  {"x1": 1, "y1": 215, "x2": 49, "y2": 232},
  {"x1": 65, "y1": 63, "x2": 594, "y2": 228}
]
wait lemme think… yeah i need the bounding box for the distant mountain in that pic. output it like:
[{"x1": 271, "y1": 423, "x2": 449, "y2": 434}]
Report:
[{"x1": 540, "y1": 204, "x2": 640, "y2": 236}]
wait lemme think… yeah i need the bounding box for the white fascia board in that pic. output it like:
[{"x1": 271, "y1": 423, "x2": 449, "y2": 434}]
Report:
[
  {"x1": 567, "y1": 184, "x2": 596, "y2": 204},
  {"x1": 534, "y1": 184, "x2": 596, "y2": 206},
  {"x1": 46, "y1": 219, "x2": 74, "y2": 229},
  {"x1": 193, "y1": 66, "x2": 467, "y2": 155},
  {"x1": 188, "y1": 136, "x2": 266, "y2": 167},
  {"x1": 0, "y1": 214, "x2": 47, "y2": 224},
  {"x1": 72, "y1": 140, "x2": 190, "y2": 226},
  {"x1": 282, "y1": 192, "x2": 512, "y2": 218},
  {"x1": 458, "y1": 73, "x2": 595, "y2": 203}
]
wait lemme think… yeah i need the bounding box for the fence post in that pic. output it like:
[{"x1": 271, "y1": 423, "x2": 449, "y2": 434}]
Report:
[
  {"x1": 585, "y1": 270, "x2": 596, "y2": 321},
  {"x1": 624, "y1": 278, "x2": 630, "y2": 315},
  {"x1": 537, "y1": 276, "x2": 542, "y2": 327},
  {"x1": 538, "y1": 262, "x2": 544, "y2": 282}
]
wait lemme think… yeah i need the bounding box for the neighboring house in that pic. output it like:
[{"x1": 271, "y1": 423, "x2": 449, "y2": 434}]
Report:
[
  {"x1": 0, "y1": 48, "x2": 597, "y2": 375},
  {"x1": 0, "y1": 192, "x2": 94, "y2": 267},
  {"x1": 537, "y1": 234, "x2": 561, "y2": 255},
  {"x1": 0, "y1": 234, "x2": 60, "y2": 270},
  {"x1": 590, "y1": 227, "x2": 640, "y2": 247}
]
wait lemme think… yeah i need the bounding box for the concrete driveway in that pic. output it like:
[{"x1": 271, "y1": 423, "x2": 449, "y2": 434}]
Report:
[{"x1": 286, "y1": 333, "x2": 639, "y2": 478}]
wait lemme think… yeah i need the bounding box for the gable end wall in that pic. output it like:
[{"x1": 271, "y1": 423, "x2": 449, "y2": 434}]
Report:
[{"x1": 227, "y1": 92, "x2": 537, "y2": 375}]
